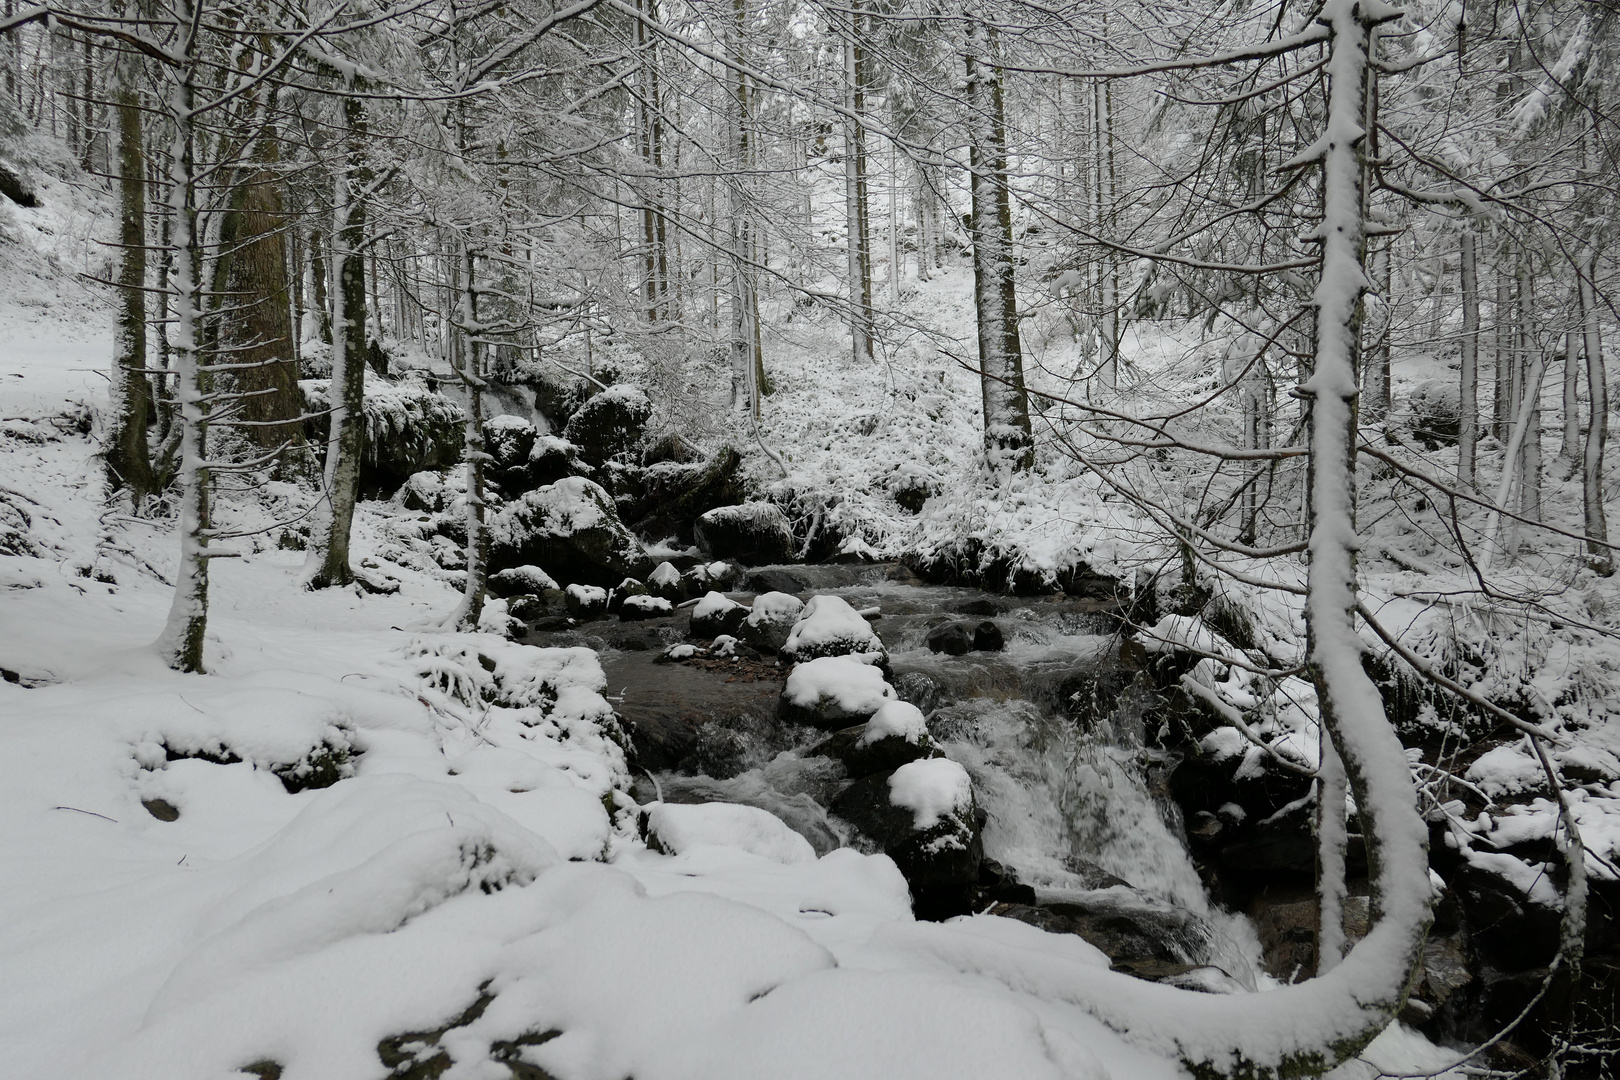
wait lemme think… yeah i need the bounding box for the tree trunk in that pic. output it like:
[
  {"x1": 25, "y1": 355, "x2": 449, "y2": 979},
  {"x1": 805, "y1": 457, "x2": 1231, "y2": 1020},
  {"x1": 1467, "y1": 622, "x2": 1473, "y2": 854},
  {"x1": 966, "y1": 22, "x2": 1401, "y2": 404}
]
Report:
[
  {"x1": 451, "y1": 240, "x2": 488, "y2": 631},
  {"x1": 1457, "y1": 226, "x2": 1479, "y2": 487},
  {"x1": 1517, "y1": 255, "x2": 1541, "y2": 524},
  {"x1": 226, "y1": 111, "x2": 300, "y2": 453},
  {"x1": 104, "y1": 34, "x2": 156, "y2": 500},
  {"x1": 842, "y1": 14, "x2": 873, "y2": 363},
  {"x1": 155, "y1": 15, "x2": 209, "y2": 674},
  {"x1": 1095, "y1": 77, "x2": 1119, "y2": 388},
  {"x1": 304, "y1": 93, "x2": 369, "y2": 590},
  {"x1": 1578, "y1": 248, "x2": 1612, "y2": 575},
  {"x1": 964, "y1": 21, "x2": 1032, "y2": 469}
]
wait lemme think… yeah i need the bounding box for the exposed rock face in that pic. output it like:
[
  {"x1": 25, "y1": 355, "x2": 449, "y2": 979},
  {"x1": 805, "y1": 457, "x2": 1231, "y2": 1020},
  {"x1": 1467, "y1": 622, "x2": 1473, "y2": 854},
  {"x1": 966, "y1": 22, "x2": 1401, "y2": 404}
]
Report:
[
  {"x1": 562, "y1": 383, "x2": 652, "y2": 467},
  {"x1": 304, "y1": 376, "x2": 464, "y2": 495},
  {"x1": 489, "y1": 477, "x2": 650, "y2": 587},
  {"x1": 482, "y1": 414, "x2": 537, "y2": 480},
  {"x1": 626, "y1": 447, "x2": 746, "y2": 544},
  {"x1": 830, "y1": 759, "x2": 983, "y2": 920},
  {"x1": 695, "y1": 502, "x2": 796, "y2": 565}
]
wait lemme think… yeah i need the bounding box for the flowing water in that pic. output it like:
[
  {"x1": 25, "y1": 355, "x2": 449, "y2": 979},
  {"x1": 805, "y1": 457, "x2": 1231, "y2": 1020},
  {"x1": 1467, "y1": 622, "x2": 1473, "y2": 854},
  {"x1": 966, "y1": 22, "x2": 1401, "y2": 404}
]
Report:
[{"x1": 535, "y1": 564, "x2": 1263, "y2": 984}]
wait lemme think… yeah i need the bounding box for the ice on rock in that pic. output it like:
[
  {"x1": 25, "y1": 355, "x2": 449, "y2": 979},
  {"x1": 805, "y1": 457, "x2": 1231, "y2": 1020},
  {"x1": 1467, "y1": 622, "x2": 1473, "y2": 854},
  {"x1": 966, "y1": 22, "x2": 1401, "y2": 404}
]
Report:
[
  {"x1": 887, "y1": 758, "x2": 973, "y2": 831},
  {"x1": 646, "y1": 802, "x2": 818, "y2": 865}
]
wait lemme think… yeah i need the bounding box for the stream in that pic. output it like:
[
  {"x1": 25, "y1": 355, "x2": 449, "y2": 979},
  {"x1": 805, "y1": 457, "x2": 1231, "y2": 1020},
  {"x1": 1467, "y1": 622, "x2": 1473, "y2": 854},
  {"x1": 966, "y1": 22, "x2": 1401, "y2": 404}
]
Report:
[{"x1": 525, "y1": 562, "x2": 1265, "y2": 987}]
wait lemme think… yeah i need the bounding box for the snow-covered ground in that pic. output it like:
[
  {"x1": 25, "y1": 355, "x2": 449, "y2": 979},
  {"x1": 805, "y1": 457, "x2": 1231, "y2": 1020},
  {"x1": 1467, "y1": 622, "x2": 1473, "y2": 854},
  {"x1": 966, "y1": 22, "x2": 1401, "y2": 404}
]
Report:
[{"x1": 0, "y1": 184, "x2": 1485, "y2": 1079}]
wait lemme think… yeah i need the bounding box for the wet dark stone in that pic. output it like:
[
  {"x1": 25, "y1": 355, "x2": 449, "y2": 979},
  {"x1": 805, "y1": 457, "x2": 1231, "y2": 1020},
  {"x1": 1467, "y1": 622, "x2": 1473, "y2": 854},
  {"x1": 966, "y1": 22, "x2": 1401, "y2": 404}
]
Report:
[
  {"x1": 830, "y1": 770, "x2": 983, "y2": 920},
  {"x1": 142, "y1": 798, "x2": 180, "y2": 822},
  {"x1": 972, "y1": 620, "x2": 1004, "y2": 652},
  {"x1": 925, "y1": 622, "x2": 972, "y2": 656},
  {"x1": 892, "y1": 670, "x2": 944, "y2": 714},
  {"x1": 808, "y1": 723, "x2": 940, "y2": 779},
  {"x1": 747, "y1": 569, "x2": 807, "y2": 595},
  {"x1": 987, "y1": 895, "x2": 1212, "y2": 971},
  {"x1": 954, "y1": 598, "x2": 999, "y2": 618}
]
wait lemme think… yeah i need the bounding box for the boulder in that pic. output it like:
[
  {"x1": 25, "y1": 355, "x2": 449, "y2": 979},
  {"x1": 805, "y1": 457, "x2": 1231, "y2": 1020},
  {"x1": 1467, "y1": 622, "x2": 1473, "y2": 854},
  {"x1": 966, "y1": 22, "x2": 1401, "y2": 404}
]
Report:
[
  {"x1": 489, "y1": 476, "x2": 650, "y2": 587},
  {"x1": 695, "y1": 502, "x2": 797, "y2": 565},
  {"x1": 809, "y1": 701, "x2": 940, "y2": 778},
  {"x1": 527, "y1": 435, "x2": 595, "y2": 487},
  {"x1": 606, "y1": 576, "x2": 648, "y2": 614},
  {"x1": 987, "y1": 892, "x2": 1218, "y2": 977},
  {"x1": 482, "y1": 414, "x2": 538, "y2": 476},
  {"x1": 564, "y1": 583, "x2": 608, "y2": 618},
  {"x1": 489, "y1": 565, "x2": 560, "y2": 599},
  {"x1": 892, "y1": 670, "x2": 945, "y2": 714},
  {"x1": 972, "y1": 620, "x2": 1005, "y2": 652},
  {"x1": 779, "y1": 654, "x2": 896, "y2": 729},
  {"x1": 646, "y1": 561, "x2": 687, "y2": 602},
  {"x1": 685, "y1": 560, "x2": 742, "y2": 594},
  {"x1": 690, "y1": 592, "x2": 748, "y2": 639},
  {"x1": 530, "y1": 370, "x2": 594, "y2": 429},
  {"x1": 562, "y1": 383, "x2": 652, "y2": 467},
  {"x1": 781, "y1": 594, "x2": 886, "y2": 665},
  {"x1": 738, "y1": 591, "x2": 805, "y2": 652},
  {"x1": 747, "y1": 568, "x2": 807, "y2": 595},
  {"x1": 620, "y1": 594, "x2": 674, "y2": 622},
  {"x1": 830, "y1": 758, "x2": 983, "y2": 919},
  {"x1": 925, "y1": 622, "x2": 972, "y2": 656}
]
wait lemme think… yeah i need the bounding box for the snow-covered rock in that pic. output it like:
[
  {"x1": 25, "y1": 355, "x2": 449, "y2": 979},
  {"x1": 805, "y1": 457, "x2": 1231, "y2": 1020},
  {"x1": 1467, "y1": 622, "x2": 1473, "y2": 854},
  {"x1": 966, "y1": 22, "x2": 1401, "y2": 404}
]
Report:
[
  {"x1": 830, "y1": 757, "x2": 983, "y2": 919},
  {"x1": 565, "y1": 582, "x2": 608, "y2": 618},
  {"x1": 738, "y1": 590, "x2": 804, "y2": 652},
  {"x1": 482, "y1": 413, "x2": 538, "y2": 477},
  {"x1": 563, "y1": 383, "x2": 652, "y2": 466},
  {"x1": 301, "y1": 373, "x2": 464, "y2": 490},
  {"x1": 691, "y1": 591, "x2": 748, "y2": 639},
  {"x1": 489, "y1": 564, "x2": 560, "y2": 598},
  {"x1": 810, "y1": 701, "x2": 940, "y2": 779},
  {"x1": 781, "y1": 594, "x2": 886, "y2": 665},
  {"x1": 490, "y1": 476, "x2": 650, "y2": 587},
  {"x1": 780, "y1": 654, "x2": 896, "y2": 729},
  {"x1": 645, "y1": 802, "x2": 817, "y2": 865},
  {"x1": 620, "y1": 594, "x2": 674, "y2": 622},
  {"x1": 695, "y1": 502, "x2": 796, "y2": 565}
]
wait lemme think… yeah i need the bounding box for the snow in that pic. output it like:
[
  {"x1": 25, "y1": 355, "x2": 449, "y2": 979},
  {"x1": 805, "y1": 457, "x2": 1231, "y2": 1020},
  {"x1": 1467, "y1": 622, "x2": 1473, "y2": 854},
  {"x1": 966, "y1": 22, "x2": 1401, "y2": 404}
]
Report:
[
  {"x1": 782, "y1": 655, "x2": 897, "y2": 715},
  {"x1": 746, "y1": 589, "x2": 803, "y2": 626},
  {"x1": 782, "y1": 593, "x2": 884, "y2": 658},
  {"x1": 622, "y1": 593, "x2": 674, "y2": 616},
  {"x1": 694, "y1": 590, "x2": 745, "y2": 620},
  {"x1": 649, "y1": 561, "x2": 682, "y2": 588},
  {"x1": 1466, "y1": 742, "x2": 1548, "y2": 799},
  {"x1": 887, "y1": 758, "x2": 974, "y2": 830},
  {"x1": 859, "y1": 700, "x2": 930, "y2": 747},
  {"x1": 646, "y1": 802, "x2": 818, "y2": 864}
]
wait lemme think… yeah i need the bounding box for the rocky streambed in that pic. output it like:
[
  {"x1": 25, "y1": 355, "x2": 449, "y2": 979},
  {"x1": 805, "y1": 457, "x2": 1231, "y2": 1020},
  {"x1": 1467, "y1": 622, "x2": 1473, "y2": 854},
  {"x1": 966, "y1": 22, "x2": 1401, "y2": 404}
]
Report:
[{"x1": 517, "y1": 559, "x2": 1619, "y2": 1071}]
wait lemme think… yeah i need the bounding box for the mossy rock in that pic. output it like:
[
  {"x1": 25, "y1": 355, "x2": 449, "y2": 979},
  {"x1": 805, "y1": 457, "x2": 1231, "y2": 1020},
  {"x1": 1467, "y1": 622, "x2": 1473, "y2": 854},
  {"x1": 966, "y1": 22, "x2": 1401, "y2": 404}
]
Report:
[
  {"x1": 489, "y1": 477, "x2": 651, "y2": 587},
  {"x1": 562, "y1": 384, "x2": 652, "y2": 467}
]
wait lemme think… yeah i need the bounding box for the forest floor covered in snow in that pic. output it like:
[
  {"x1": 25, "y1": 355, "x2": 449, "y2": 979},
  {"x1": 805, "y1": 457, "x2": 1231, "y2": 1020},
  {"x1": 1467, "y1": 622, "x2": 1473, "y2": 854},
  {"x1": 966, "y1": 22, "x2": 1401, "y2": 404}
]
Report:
[{"x1": 0, "y1": 176, "x2": 1602, "y2": 1079}]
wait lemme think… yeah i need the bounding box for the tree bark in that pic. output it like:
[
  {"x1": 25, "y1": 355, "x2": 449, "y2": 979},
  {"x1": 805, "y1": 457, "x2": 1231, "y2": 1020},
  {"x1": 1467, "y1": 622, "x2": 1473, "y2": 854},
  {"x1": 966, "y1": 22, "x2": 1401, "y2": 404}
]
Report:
[
  {"x1": 304, "y1": 93, "x2": 370, "y2": 590},
  {"x1": 964, "y1": 20, "x2": 1032, "y2": 469},
  {"x1": 155, "y1": 9, "x2": 209, "y2": 674},
  {"x1": 1457, "y1": 226, "x2": 1479, "y2": 487},
  {"x1": 104, "y1": 33, "x2": 156, "y2": 500},
  {"x1": 1578, "y1": 247, "x2": 1612, "y2": 575},
  {"x1": 842, "y1": 12, "x2": 873, "y2": 363}
]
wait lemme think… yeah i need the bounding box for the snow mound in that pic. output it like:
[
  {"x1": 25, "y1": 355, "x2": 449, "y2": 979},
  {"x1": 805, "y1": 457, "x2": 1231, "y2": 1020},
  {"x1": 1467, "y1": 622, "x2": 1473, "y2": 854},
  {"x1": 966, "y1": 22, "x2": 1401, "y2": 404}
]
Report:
[
  {"x1": 858, "y1": 701, "x2": 929, "y2": 747},
  {"x1": 782, "y1": 594, "x2": 884, "y2": 663},
  {"x1": 646, "y1": 802, "x2": 817, "y2": 865},
  {"x1": 782, "y1": 655, "x2": 896, "y2": 721},
  {"x1": 888, "y1": 758, "x2": 973, "y2": 831}
]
